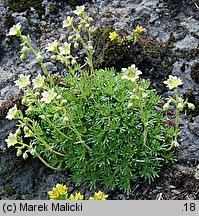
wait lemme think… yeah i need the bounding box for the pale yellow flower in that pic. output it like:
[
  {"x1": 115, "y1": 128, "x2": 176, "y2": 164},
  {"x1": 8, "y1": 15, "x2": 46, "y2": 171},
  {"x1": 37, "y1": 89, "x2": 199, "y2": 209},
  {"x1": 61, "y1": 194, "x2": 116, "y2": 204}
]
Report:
[
  {"x1": 41, "y1": 88, "x2": 57, "y2": 104},
  {"x1": 63, "y1": 16, "x2": 73, "y2": 27},
  {"x1": 8, "y1": 23, "x2": 21, "y2": 36},
  {"x1": 48, "y1": 184, "x2": 68, "y2": 200},
  {"x1": 14, "y1": 74, "x2": 30, "y2": 89},
  {"x1": 73, "y1": 6, "x2": 85, "y2": 16},
  {"x1": 48, "y1": 189, "x2": 59, "y2": 200},
  {"x1": 5, "y1": 132, "x2": 18, "y2": 148},
  {"x1": 32, "y1": 74, "x2": 45, "y2": 89},
  {"x1": 6, "y1": 104, "x2": 18, "y2": 120},
  {"x1": 46, "y1": 41, "x2": 58, "y2": 52},
  {"x1": 121, "y1": 64, "x2": 142, "y2": 82},
  {"x1": 56, "y1": 184, "x2": 68, "y2": 196},
  {"x1": 59, "y1": 43, "x2": 71, "y2": 55},
  {"x1": 163, "y1": 75, "x2": 183, "y2": 90}
]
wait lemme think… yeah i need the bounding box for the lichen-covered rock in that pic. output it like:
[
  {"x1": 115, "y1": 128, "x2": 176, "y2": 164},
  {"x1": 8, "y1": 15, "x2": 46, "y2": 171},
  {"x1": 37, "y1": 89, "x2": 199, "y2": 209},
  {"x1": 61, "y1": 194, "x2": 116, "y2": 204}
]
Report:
[
  {"x1": 93, "y1": 26, "x2": 175, "y2": 88},
  {"x1": 66, "y1": 0, "x2": 92, "y2": 7},
  {"x1": 6, "y1": 0, "x2": 43, "y2": 14},
  {"x1": 191, "y1": 62, "x2": 199, "y2": 84}
]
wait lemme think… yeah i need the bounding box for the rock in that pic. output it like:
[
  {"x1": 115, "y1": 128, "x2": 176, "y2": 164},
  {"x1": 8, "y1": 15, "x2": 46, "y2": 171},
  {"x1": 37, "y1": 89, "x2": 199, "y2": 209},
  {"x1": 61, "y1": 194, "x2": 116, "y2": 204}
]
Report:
[
  {"x1": 189, "y1": 116, "x2": 199, "y2": 136},
  {"x1": 181, "y1": 17, "x2": 199, "y2": 35},
  {"x1": 0, "y1": 86, "x2": 10, "y2": 96},
  {"x1": 149, "y1": 15, "x2": 159, "y2": 24},
  {"x1": 194, "y1": 165, "x2": 199, "y2": 180},
  {"x1": 29, "y1": 7, "x2": 39, "y2": 24},
  {"x1": 174, "y1": 35, "x2": 198, "y2": 50},
  {"x1": 44, "y1": 62, "x2": 57, "y2": 72},
  {"x1": 0, "y1": 68, "x2": 16, "y2": 88},
  {"x1": 172, "y1": 190, "x2": 181, "y2": 195},
  {"x1": 191, "y1": 62, "x2": 199, "y2": 84},
  {"x1": 169, "y1": 185, "x2": 176, "y2": 189}
]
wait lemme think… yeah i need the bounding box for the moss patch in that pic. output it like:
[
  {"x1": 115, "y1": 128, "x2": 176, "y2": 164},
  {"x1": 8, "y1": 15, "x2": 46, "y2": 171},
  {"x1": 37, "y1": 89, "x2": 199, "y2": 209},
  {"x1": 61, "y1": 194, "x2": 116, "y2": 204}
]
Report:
[
  {"x1": 6, "y1": 0, "x2": 43, "y2": 15},
  {"x1": 93, "y1": 27, "x2": 175, "y2": 84},
  {"x1": 66, "y1": 0, "x2": 92, "y2": 7},
  {"x1": 4, "y1": 186, "x2": 16, "y2": 196},
  {"x1": 183, "y1": 48, "x2": 199, "y2": 61}
]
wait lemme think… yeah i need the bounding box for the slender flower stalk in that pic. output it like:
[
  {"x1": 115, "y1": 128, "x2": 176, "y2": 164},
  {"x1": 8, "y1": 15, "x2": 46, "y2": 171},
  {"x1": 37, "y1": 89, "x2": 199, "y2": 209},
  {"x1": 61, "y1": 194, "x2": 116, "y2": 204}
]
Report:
[
  {"x1": 26, "y1": 87, "x2": 72, "y2": 141},
  {"x1": 134, "y1": 82, "x2": 149, "y2": 148},
  {"x1": 122, "y1": 65, "x2": 150, "y2": 148},
  {"x1": 36, "y1": 152, "x2": 65, "y2": 171},
  {"x1": 163, "y1": 75, "x2": 195, "y2": 149},
  {"x1": 173, "y1": 88, "x2": 180, "y2": 147},
  {"x1": 25, "y1": 121, "x2": 68, "y2": 157},
  {"x1": 18, "y1": 33, "x2": 55, "y2": 88}
]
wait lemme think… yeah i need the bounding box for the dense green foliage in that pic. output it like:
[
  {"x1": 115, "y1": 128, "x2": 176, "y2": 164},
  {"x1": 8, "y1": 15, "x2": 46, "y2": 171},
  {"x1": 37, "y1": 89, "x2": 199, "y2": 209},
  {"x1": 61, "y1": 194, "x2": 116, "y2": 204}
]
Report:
[
  {"x1": 20, "y1": 68, "x2": 174, "y2": 193},
  {"x1": 5, "y1": 6, "x2": 178, "y2": 194}
]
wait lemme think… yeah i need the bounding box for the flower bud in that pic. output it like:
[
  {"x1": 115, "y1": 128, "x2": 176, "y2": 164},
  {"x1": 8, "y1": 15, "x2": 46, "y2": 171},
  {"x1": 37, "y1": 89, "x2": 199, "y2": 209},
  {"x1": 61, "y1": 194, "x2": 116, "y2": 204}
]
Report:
[
  {"x1": 75, "y1": 34, "x2": 81, "y2": 40},
  {"x1": 127, "y1": 102, "x2": 133, "y2": 108},
  {"x1": 63, "y1": 115, "x2": 69, "y2": 122},
  {"x1": 68, "y1": 35, "x2": 74, "y2": 41},
  {"x1": 130, "y1": 93, "x2": 138, "y2": 100},
  {"x1": 17, "y1": 149, "x2": 22, "y2": 157},
  {"x1": 88, "y1": 45, "x2": 93, "y2": 50},
  {"x1": 56, "y1": 95, "x2": 62, "y2": 100},
  {"x1": 21, "y1": 46, "x2": 29, "y2": 55},
  {"x1": 61, "y1": 99, "x2": 68, "y2": 105},
  {"x1": 71, "y1": 59, "x2": 77, "y2": 65},
  {"x1": 36, "y1": 54, "x2": 43, "y2": 62},
  {"x1": 74, "y1": 42, "x2": 79, "y2": 49},
  {"x1": 171, "y1": 140, "x2": 180, "y2": 147},
  {"x1": 177, "y1": 103, "x2": 183, "y2": 111},
  {"x1": 51, "y1": 55, "x2": 57, "y2": 61},
  {"x1": 163, "y1": 103, "x2": 170, "y2": 111},
  {"x1": 142, "y1": 93, "x2": 148, "y2": 98},
  {"x1": 20, "y1": 54, "x2": 26, "y2": 61},
  {"x1": 24, "y1": 126, "x2": 33, "y2": 137},
  {"x1": 88, "y1": 17, "x2": 93, "y2": 22},
  {"x1": 78, "y1": 24, "x2": 83, "y2": 30},
  {"x1": 22, "y1": 98, "x2": 27, "y2": 105},
  {"x1": 187, "y1": 103, "x2": 195, "y2": 110},
  {"x1": 35, "y1": 92, "x2": 40, "y2": 97},
  {"x1": 24, "y1": 126, "x2": 29, "y2": 134},
  {"x1": 23, "y1": 152, "x2": 28, "y2": 160},
  {"x1": 85, "y1": 24, "x2": 90, "y2": 28},
  {"x1": 16, "y1": 128, "x2": 21, "y2": 136},
  {"x1": 30, "y1": 148, "x2": 36, "y2": 156}
]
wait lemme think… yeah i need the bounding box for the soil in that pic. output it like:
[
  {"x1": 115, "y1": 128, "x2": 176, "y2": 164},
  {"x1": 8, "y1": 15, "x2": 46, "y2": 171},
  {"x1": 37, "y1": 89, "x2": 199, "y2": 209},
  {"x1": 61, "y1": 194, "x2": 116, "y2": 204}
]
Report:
[{"x1": 0, "y1": 0, "x2": 198, "y2": 200}]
